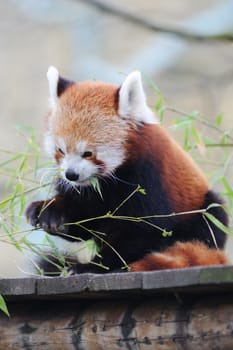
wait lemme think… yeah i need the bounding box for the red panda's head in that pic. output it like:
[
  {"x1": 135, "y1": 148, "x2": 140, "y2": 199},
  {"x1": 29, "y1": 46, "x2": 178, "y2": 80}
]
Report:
[{"x1": 45, "y1": 66, "x2": 156, "y2": 187}]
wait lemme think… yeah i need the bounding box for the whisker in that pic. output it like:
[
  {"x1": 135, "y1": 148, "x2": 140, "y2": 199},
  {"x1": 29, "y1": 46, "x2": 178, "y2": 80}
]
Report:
[{"x1": 107, "y1": 173, "x2": 138, "y2": 187}]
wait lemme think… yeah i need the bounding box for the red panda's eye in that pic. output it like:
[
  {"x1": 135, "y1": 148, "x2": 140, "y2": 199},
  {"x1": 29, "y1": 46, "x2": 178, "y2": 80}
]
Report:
[
  {"x1": 57, "y1": 148, "x2": 65, "y2": 155},
  {"x1": 82, "y1": 151, "x2": 93, "y2": 158}
]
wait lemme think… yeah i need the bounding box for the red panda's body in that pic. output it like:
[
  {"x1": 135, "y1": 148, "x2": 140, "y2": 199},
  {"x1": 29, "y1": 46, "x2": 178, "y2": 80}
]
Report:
[{"x1": 26, "y1": 68, "x2": 229, "y2": 274}]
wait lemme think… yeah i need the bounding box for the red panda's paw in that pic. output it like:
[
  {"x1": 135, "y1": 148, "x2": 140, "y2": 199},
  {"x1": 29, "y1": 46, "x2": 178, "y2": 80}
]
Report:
[
  {"x1": 129, "y1": 241, "x2": 229, "y2": 272},
  {"x1": 26, "y1": 201, "x2": 45, "y2": 228},
  {"x1": 26, "y1": 200, "x2": 67, "y2": 235}
]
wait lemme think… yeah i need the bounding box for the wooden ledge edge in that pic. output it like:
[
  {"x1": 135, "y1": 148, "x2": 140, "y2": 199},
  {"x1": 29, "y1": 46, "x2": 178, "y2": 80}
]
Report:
[{"x1": 1, "y1": 265, "x2": 233, "y2": 300}]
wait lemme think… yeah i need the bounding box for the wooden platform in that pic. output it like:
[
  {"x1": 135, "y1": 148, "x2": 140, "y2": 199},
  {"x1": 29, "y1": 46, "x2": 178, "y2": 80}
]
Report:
[{"x1": 1, "y1": 266, "x2": 233, "y2": 349}]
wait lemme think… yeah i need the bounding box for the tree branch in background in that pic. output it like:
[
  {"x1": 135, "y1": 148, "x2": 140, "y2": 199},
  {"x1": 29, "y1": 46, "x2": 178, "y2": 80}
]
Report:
[{"x1": 78, "y1": 0, "x2": 233, "y2": 42}]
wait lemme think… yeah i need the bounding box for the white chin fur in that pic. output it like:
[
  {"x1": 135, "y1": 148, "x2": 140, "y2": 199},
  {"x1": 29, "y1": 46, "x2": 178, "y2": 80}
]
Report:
[{"x1": 64, "y1": 177, "x2": 93, "y2": 188}]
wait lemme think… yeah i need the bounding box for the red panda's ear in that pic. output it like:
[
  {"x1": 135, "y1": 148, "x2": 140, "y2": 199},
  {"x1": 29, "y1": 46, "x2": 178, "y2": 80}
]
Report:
[
  {"x1": 118, "y1": 71, "x2": 156, "y2": 124},
  {"x1": 47, "y1": 66, "x2": 59, "y2": 108},
  {"x1": 47, "y1": 66, "x2": 73, "y2": 108}
]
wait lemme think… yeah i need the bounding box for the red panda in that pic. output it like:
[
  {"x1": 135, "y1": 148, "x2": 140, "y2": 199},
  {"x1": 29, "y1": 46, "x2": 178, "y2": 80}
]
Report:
[{"x1": 26, "y1": 67, "x2": 229, "y2": 274}]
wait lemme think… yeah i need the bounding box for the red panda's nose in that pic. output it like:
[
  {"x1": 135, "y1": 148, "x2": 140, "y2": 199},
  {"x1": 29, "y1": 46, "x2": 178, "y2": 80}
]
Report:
[{"x1": 65, "y1": 169, "x2": 79, "y2": 182}]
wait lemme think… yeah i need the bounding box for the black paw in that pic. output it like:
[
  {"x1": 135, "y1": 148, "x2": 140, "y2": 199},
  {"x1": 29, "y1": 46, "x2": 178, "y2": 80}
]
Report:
[
  {"x1": 25, "y1": 201, "x2": 44, "y2": 227},
  {"x1": 26, "y1": 201, "x2": 67, "y2": 235}
]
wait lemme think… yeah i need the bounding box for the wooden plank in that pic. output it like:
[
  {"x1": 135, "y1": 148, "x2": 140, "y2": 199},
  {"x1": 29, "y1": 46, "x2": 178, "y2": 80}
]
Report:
[
  {"x1": 1, "y1": 294, "x2": 233, "y2": 349},
  {"x1": 1, "y1": 266, "x2": 233, "y2": 300},
  {"x1": 0, "y1": 278, "x2": 37, "y2": 298}
]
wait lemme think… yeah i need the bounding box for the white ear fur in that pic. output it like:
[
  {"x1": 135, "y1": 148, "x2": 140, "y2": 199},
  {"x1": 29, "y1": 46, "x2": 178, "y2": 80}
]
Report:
[
  {"x1": 47, "y1": 66, "x2": 59, "y2": 108},
  {"x1": 119, "y1": 71, "x2": 156, "y2": 124}
]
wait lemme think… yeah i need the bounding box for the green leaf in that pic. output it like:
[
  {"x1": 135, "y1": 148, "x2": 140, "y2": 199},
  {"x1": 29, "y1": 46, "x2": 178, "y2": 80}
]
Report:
[
  {"x1": 221, "y1": 178, "x2": 233, "y2": 206},
  {"x1": 158, "y1": 105, "x2": 166, "y2": 122},
  {"x1": 221, "y1": 178, "x2": 233, "y2": 197},
  {"x1": 191, "y1": 126, "x2": 202, "y2": 144},
  {"x1": 138, "y1": 187, "x2": 146, "y2": 195},
  {"x1": 0, "y1": 154, "x2": 22, "y2": 167},
  {"x1": 183, "y1": 127, "x2": 190, "y2": 151},
  {"x1": 15, "y1": 124, "x2": 35, "y2": 133},
  {"x1": 216, "y1": 113, "x2": 223, "y2": 126},
  {"x1": 155, "y1": 97, "x2": 164, "y2": 111},
  {"x1": 189, "y1": 110, "x2": 199, "y2": 119},
  {"x1": 173, "y1": 118, "x2": 193, "y2": 128},
  {"x1": 18, "y1": 155, "x2": 28, "y2": 173},
  {"x1": 162, "y1": 230, "x2": 173, "y2": 237},
  {"x1": 204, "y1": 212, "x2": 232, "y2": 235},
  {"x1": 44, "y1": 234, "x2": 66, "y2": 266},
  {"x1": 0, "y1": 294, "x2": 10, "y2": 317},
  {"x1": 90, "y1": 177, "x2": 103, "y2": 199},
  {"x1": 142, "y1": 74, "x2": 161, "y2": 95},
  {"x1": 0, "y1": 195, "x2": 11, "y2": 210},
  {"x1": 85, "y1": 239, "x2": 100, "y2": 257}
]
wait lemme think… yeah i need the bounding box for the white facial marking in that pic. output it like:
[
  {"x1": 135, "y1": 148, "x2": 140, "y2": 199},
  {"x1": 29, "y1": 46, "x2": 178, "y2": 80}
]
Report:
[
  {"x1": 97, "y1": 145, "x2": 124, "y2": 173},
  {"x1": 58, "y1": 143, "x2": 125, "y2": 187},
  {"x1": 119, "y1": 71, "x2": 157, "y2": 124},
  {"x1": 47, "y1": 66, "x2": 59, "y2": 108},
  {"x1": 77, "y1": 140, "x2": 88, "y2": 155},
  {"x1": 44, "y1": 133, "x2": 126, "y2": 187}
]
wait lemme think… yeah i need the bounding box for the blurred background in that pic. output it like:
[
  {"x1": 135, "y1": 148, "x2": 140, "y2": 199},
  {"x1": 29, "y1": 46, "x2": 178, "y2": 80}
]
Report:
[
  {"x1": 0, "y1": 0, "x2": 233, "y2": 276},
  {"x1": 1, "y1": 0, "x2": 233, "y2": 148}
]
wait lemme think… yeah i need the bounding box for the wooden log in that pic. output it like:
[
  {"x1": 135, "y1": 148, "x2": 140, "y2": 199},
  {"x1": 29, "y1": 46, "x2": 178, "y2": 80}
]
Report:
[
  {"x1": 1, "y1": 295, "x2": 233, "y2": 349},
  {"x1": 0, "y1": 266, "x2": 233, "y2": 349}
]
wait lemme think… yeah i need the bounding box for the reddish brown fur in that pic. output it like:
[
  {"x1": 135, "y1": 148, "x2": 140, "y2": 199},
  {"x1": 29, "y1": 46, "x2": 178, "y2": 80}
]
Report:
[
  {"x1": 129, "y1": 241, "x2": 229, "y2": 271},
  {"x1": 49, "y1": 81, "x2": 208, "y2": 216},
  {"x1": 59, "y1": 81, "x2": 119, "y2": 116},
  {"x1": 125, "y1": 124, "x2": 209, "y2": 213},
  {"x1": 48, "y1": 82, "x2": 128, "y2": 155},
  {"x1": 90, "y1": 155, "x2": 106, "y2": 173},
  {"x1": 54, "y1": 150, "x2": 64, "y2": 164}
]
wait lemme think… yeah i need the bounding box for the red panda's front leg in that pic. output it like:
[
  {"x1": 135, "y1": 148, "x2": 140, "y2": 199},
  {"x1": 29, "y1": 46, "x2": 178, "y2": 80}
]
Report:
[{"x1": 26, "y1": 195, "x2": 69, "y2": 237}]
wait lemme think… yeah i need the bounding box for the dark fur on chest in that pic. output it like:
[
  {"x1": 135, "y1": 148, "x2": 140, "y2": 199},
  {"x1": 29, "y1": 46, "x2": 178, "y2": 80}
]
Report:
[{"x1": 52, "y1": 158, "x2": 227, "y2": 270}]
